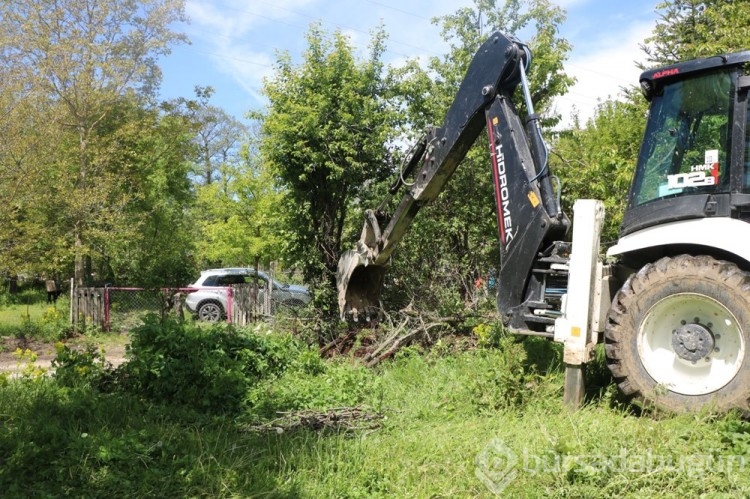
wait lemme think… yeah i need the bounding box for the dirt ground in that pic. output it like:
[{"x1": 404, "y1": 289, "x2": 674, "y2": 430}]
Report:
[{"x1": 0, "y1": 335, "x2": 129, "y2": 375}]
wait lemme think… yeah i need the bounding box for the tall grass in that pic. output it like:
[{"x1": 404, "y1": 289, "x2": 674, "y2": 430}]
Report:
[{"x1": 0, "y1": 324, "x2": 749, "y2": 497}]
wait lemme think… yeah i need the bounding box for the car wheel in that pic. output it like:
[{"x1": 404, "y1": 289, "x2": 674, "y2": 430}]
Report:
[
  {"x1": 197, "y1": 300, "x2": 224, "y2": 322},
  {"x1": 283, "y1": 298, "x2": 306, "y2": 309},
  {"x1": 271, "y1": 298, "x2": 307, "y2": 316}
]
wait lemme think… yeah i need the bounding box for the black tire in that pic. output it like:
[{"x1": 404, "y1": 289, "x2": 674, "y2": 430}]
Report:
[
  {"x1": 605, "y1": 254, "x2": 750, "y2": 413},
  {"x1": 272, "y1": 298, "x2": 306, "y2": 316},
  {"x1": 197, "y1": 300, "x2": 224, "y2": 322},
  {"x1": 282, "y1": 298, "x2": 306, "y2": 309}
]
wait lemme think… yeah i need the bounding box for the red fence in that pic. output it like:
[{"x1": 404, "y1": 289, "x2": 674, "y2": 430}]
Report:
[{"x1": 72, "y1": 284, "x2": 273, "y2": 333}]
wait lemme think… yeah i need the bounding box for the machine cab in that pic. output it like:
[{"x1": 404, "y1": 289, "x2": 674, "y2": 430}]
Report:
[{"x1": 621, "y1": 52, "x2": 750, "y2": 236}]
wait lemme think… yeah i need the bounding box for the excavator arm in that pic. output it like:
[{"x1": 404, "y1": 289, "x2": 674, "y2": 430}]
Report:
[{"x1": 337, "y1": 31, "x2": 570, "y2": 333}]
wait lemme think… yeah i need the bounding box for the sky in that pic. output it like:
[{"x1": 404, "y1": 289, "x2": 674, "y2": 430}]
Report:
[{"x1": 158, "y1": 0, "x2": 660, "y2": 126}]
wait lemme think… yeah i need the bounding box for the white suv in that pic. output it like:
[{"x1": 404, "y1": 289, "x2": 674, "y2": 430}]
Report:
[{"x1": 185, "y1": 268, "x2": 311, "y2": 321}]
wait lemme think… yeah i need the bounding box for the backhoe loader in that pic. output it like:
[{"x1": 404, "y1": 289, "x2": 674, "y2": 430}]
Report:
[{"x1": 337, "y1": 31, "x2": 750, "y2": 413}]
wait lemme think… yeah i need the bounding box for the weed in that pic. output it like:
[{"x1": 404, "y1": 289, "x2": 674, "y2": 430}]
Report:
[
  {"x1": 246, "y1": 356, "x2": 379, "y2": 418},
  {"x1": 718, "y1": 413, "x2": 750, "y2": 455},
  {"x1": 0, "y1": 302, "x2": 72, "y2": 342},
  {"x1": 471, "y1": 321, "x2": 505, "y2": 348},
  {"x1": 12, "y1": 348, "x2": 48, "y2": 379},
  {"x1": 468, "y1": 337, "x2": 561, "y2": 412}
]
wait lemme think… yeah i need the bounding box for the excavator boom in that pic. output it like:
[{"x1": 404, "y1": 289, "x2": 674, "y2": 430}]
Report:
[{"x1": 337, "y1": 31, "x2": 569, "y2": 331}]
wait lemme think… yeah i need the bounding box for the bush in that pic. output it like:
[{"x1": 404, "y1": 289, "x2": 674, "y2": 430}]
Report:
[
  {"x1": 119, "y1": 316, "x2": 297, "y2": 414},
  {"x1": 471, "y1": 321, "x2": 505, "y2": 348},
  {"x1": 0, "y1": 288, "x2": 46, "y2": 307},
  {"x1": 469, "y1": 337, "x2": 561, "y2": 412},
  {"x1": 52, "y1": 342, "x2": 110, "y2": 388}
]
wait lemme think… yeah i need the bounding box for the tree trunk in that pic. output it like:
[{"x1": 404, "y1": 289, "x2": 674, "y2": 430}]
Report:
[{"x1": 75, "y1": 227, "x2": 85, "y2": 287}]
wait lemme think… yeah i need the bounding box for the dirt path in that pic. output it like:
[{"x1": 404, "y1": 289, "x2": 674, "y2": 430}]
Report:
[{"x1": 0, "y1": 336, "x2": 129, "y2": 375}]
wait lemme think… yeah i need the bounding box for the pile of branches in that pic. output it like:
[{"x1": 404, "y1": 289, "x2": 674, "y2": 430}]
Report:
[
  {"x1": 359, "y1": 309, "x2": 447, "y2": 367},
  {"x1": 244, "y1": 406, "x2": 383, "y2": 434},
  {"x1": 319, "y1": 305, "x2": 486, "y2": 366}
]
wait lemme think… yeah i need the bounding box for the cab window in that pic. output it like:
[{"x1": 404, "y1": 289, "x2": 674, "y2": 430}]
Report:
[{"x1": 632, "y1": 70, "x2": 732, "y2": 205}]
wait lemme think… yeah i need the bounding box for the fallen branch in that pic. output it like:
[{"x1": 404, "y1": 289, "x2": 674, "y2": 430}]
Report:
[
  {"x1": 365, "y1": 329, "x2": 422, "y2": 367},
  {"x1": 244, "y1": 407, "x2": 383, "y2": 434},
  {"x1": 319, "y1": 330, "x2": 357, "y2": 356},
  {"x1": 363, "y1": 315, "x2": 409, "y2": 363},
  {"x1": 364, "y1": 309, "x2": 451, "y2": 367}
]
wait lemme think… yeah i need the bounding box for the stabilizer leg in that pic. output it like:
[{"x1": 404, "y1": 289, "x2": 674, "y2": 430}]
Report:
[
  {"x1": 554, "y1": 200, "x2": 605, "y2": 409},
  {"x1": 564, "y1": 365, "x2": 585, "y2": 408}
]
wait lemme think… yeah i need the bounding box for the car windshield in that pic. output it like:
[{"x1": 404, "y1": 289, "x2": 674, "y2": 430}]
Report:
[{"x1": 199, "y1": 271, "x2": 280, "y2": 288}]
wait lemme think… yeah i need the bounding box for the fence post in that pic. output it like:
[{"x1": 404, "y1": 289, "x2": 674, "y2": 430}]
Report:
[
  {"x1": 70, "y1": 277, "x2": 75, "y2": 330},
  {"x1": 266, "y1": 264, "x2": 273, "y2": 315},
  {"x1": 226, "y1": 286, "x2": 233, "y2": 324},
  {"x1": 104, "y1": 286, "x2": 110, "y2": 332}
]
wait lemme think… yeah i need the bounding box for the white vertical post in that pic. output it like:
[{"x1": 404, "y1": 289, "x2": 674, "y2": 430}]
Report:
[
  {"x1": 267, "y1": 263, "x2": 274, "y2": 315},
  {"x1": 69, "y1": 277, "x2": 75, "y2": 326},
  {"x1": 554, "y1": 199, "x2": 605, "y2": 407}
]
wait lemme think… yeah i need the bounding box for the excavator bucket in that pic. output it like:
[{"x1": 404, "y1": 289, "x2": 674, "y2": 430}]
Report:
[{"x1": 336, "y1": 248, "x2": 388, "y2": 321}]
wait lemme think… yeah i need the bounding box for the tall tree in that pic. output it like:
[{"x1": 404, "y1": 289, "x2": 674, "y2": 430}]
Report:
[
  {"x1": 260, "y1": 24, "x2": 397, "y2": 320},
  {"x1": 90, "y1": 99, "x2": 196, "y2": 286},
  {"x1": 642, "y1": 0, "x2": 750, "y2": 66},
  {"x1": 187, "y1": 86, "x2": 248, "y2": 187},
  {"x1": 0, "y1": 0, "x2": 187, "y2": 285},
  {"x1": 167, "y1": 88, "x2": 278, "y2": 271},
  {"x1": 193, "y1": 122, "x2": 282, "y2": 270},
  {"x1": 0, "y1": 75, "x2": 62, "y2": 278}
]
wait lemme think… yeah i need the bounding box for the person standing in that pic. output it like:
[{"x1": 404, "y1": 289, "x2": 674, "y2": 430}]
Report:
[{"x1": 46, "y1": 278, "x2": 58, "y2": 304}]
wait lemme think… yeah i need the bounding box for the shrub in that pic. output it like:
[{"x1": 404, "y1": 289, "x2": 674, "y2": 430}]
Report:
[
  {"x1": 52, "y1": 343, "x2": 110, "y2": 388},
  {"x1": 471, "y1": 321, "x2": 505, "y2": 348},
  {"x1": 119, "y1": 316, "x2": 296, "y2": 414},
  {"x1": 469, "y1": 337, "x2": 560, "y2": 412},
  {"x1": 0, "y1": 288, "x2": 46, "y2": 307},
  {"x1": 36, "y1": 306, "x2": 73, "y2": 341}
]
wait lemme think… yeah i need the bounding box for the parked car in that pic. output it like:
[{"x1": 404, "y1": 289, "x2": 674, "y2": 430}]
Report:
[{"x1": 185, "y1": 268, "x2": 311, "y2": 321}]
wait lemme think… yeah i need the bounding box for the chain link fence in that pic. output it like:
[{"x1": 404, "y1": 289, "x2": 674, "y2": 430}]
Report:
[
  {"x1": 73, "y1": 282, "x2": 308, "y2": 334},
  {"x1": 73, "y1": 287, "x2": 180, "y2": 334},
  {"x1": 108, "y1": 288, "x2": 178, "y2": 334}
]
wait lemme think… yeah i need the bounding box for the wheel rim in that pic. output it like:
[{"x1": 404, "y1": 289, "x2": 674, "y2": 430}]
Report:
[
  {"x1": 199, "y1": 303, "x2": 221, "y2": 321},
  {"x1": 637, "y1": 293, "x2": 745, "y2": 396}
]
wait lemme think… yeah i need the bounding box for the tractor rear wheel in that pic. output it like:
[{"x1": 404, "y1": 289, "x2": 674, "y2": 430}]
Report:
[{"x1": 605, "y1": 254, "x2": 750, "y2": 413}]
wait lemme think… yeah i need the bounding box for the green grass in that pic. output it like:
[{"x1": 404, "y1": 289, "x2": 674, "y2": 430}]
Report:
[
  {"x1": 259, "y1": 347, "x2": 749, "y2": 498},
  {"x1": 0, "y1": 302, "x2": 54, "y2": 326},
  {"x1": 0, "y1": 331, "x2": 749, "y2": 498},
  {"x1": 0, "y1": 298, "x2": 72, "y2": 342}
]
